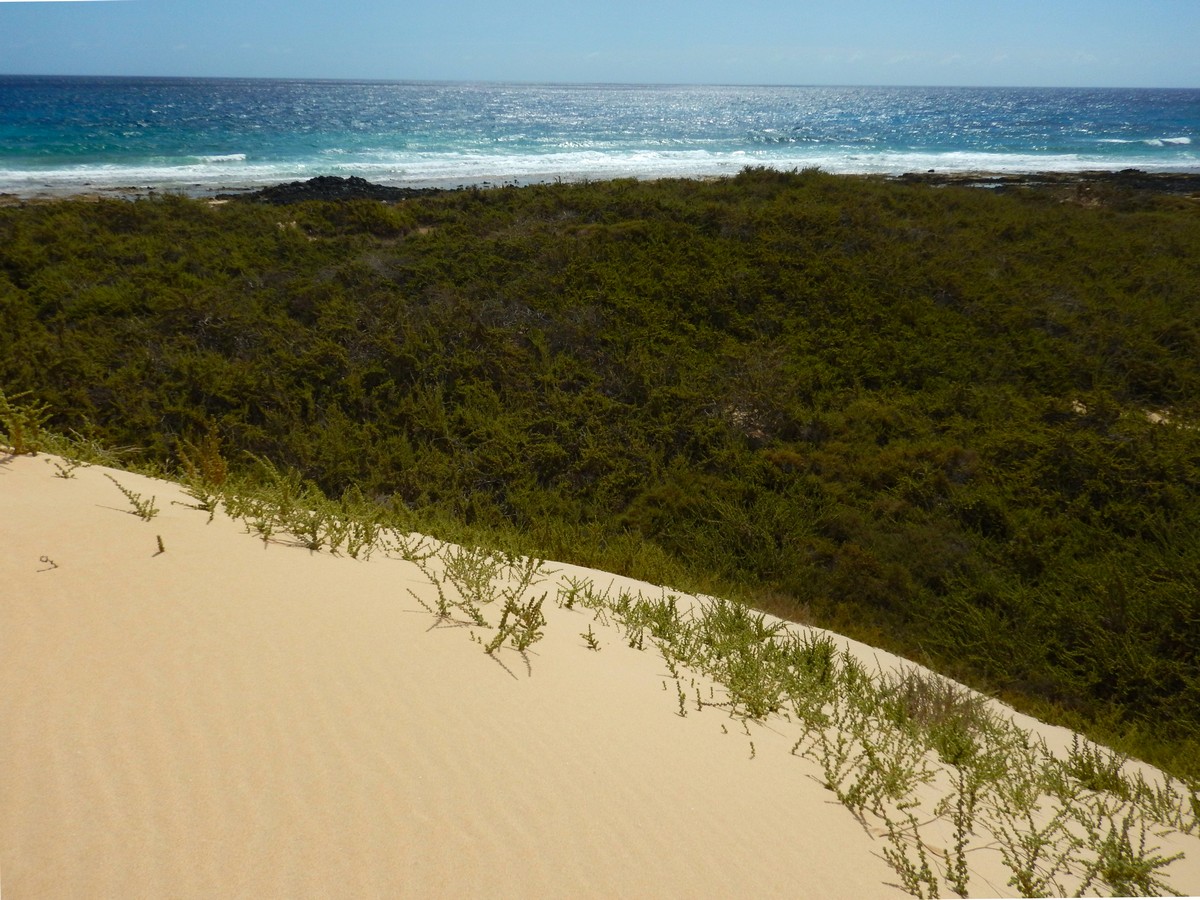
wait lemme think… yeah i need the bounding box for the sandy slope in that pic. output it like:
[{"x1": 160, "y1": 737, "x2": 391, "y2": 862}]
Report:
[{"x1": 2, "y1": 454, "x2": 1198, "y2": 898}]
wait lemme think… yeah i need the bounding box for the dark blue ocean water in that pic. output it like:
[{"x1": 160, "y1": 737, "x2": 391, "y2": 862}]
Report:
[{"x1": 1, "y1": 76, "x2": 1197, "y2": 196}]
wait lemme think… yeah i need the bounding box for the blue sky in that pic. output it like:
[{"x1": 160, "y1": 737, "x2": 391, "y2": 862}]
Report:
[{"x1": 2, "y1": 0, "x2": 1198, "y2": 87}]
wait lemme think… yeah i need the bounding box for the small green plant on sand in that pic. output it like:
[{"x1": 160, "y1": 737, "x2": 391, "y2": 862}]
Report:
[
  {"x1": 175, "y1": 429, "x2": 228, "y2": 521},
  {"x1": 105, "y1": 473, "x2": 159, "y2": 521},
  {"x1": 1075, "y1": 813, "x2": 1183, "y2": 897},
  {"x1": 883, "y1": 808, "x2": 942, "y2": 899},
  {"x1": 0, "y1": 389, "x2": 52, "y2": 455},
  {"x1": 557, "y1": 575, "x2": 589, "y2": 610},
  {"x1": 52, "y1": 457, "x2": 82, "y2": 479},
  {"x1": 408, "y1": 542, "x2": 552, "y2": 653},
  {"x1": 485, "y1": 591, "x2": 548, "y2": 654}
]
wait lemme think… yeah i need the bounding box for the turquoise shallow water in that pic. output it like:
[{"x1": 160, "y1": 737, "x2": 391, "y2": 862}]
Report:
[{"x1": 1, "y1": 76, "x2": 1197, "y2": 195}]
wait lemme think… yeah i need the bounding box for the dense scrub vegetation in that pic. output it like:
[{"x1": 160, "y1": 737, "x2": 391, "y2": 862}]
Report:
[{"x1": 2, "y1": 168, "x2": 1198, "y2": 777}]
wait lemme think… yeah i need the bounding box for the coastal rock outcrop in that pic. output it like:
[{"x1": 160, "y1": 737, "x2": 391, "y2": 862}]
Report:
[{"x1": 223, "y1": 175, "x2": 440, "y2": 204}]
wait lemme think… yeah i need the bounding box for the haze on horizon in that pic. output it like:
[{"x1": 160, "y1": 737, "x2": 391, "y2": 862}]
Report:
[{"x1": 1, "y1": 0, "x2": 1197, "y2": 89}]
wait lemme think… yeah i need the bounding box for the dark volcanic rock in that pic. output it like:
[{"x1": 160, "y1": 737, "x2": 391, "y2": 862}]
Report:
[
  {"x1": 896, "y1": 169, "x2": 1200, "y2": 196},
  {"x1": 222, "y1": 175, "x2": 442, "y2": 204}
]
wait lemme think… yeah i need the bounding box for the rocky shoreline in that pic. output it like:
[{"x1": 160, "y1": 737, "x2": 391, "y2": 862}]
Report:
[
  {"x1": 5, "y1": 169, "x2": 1199, "y2": 207},
  {"x1": 894, "y1": 167, "x2": 1200, "y2": 196},
  {"x1": 216, "y1": 175, "x2": 445, "y2": 204},
  {"x1": 219, "y1": 170, "x2": 1200, "y2": 205}
]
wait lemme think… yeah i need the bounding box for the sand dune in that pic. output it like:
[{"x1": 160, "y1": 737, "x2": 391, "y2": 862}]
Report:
[{"x1": 2, "y1": 453, "x2": 1198, "y2": 898}]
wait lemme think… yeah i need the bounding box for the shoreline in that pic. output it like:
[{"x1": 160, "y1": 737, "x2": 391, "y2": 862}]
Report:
[
  {"x1": 3, "y1": 167, "x2": 1200, "y2": 205},
  {"x1": 895, "y1": 167, "x2": 1200, "y2": 194}
]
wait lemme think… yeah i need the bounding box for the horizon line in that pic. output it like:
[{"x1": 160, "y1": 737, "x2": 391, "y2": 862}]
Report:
[{"x1": 0, "y1": 72, "x2": 1196, "y2": 92}]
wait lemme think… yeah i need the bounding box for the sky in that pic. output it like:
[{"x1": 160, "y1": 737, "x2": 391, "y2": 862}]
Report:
[{"x1": 1, "y1": 0, "x2": 1198, "y2": 88}]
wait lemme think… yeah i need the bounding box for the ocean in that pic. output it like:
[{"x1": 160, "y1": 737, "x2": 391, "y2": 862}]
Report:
[{"x1": 1, "y1": 75, "x2": 1197, "y2": 197}]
